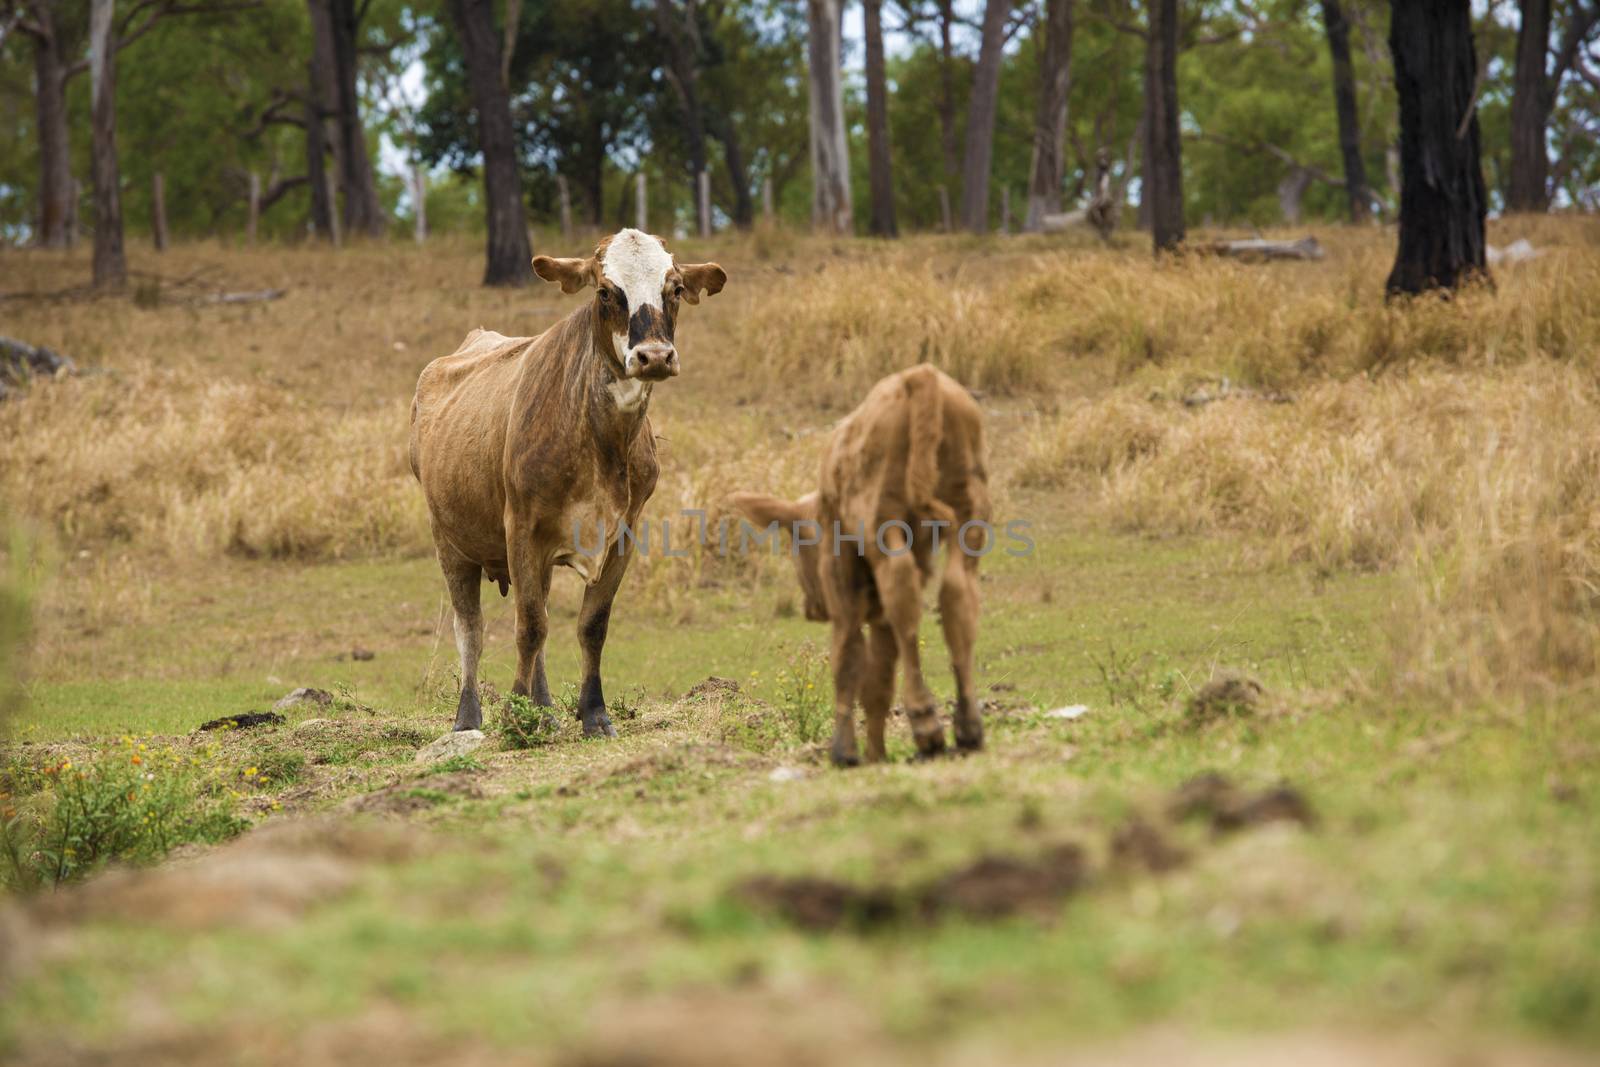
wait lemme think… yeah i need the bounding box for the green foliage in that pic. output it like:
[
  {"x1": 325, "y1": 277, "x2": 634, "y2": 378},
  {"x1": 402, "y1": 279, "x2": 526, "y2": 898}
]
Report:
[
  {"x1": 425, "y1": 753, "x2": 485, "y2": 775},
  {"x1": 773, "y1": 643, "x2": 832, "y2": 745},
  {"x1": 0, "y1": 740, "x2": 249, "y2": 892},
  {"x1": 0, "y1": 530, "x2": 32, "y2": 735},
  {"x1": 495, "y1": 692, "x2": 563, "y2": 750}
]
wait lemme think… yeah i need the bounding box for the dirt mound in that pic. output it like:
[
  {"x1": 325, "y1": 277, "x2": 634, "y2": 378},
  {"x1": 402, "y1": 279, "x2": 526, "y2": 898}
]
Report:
[
  {"x1": 684, "y1": 676, "x2": 742, "y2": 699},
  {"x1": 28, "y1": 819, "x2": 415, "y2": 932},
  {"x1": 921, "y1": 844, "x2": 1088, "y2": 920},
  {"x1": 738, "y1": 875, "x2": 899, "y2": 932},
  {"x1": 1169, "y1": 773, "x2": 1315, "y2": 833},
  {"x1": 1110, "y1": 816, "x2": 1190, "y2": 873},
  {"x1": 1186, "y1": 673, "x2": 1264, "y2": 723},
  {"x1": 737, "y1": 844, "x2": 1088, "y2": 932},
  {"x1": 345, "y1": 772, "x2": 483, "y2": 816}
]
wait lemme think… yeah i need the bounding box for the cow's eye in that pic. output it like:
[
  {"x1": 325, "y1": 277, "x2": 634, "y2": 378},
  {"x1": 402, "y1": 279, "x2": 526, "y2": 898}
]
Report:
[
  {"x1": 673, "y1": 284, "x2": 685, "y2": 299},
  {"x1": 598, "y1": 288, "x2": 611, "y2": 303}
]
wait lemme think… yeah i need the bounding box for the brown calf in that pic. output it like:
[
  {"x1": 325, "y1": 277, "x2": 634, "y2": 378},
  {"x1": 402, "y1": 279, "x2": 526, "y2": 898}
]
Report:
[
  {"x1": 410, "y1": 229, "x2": 725, "y2": 735},
  {"x1": 731, "y1": 364, "x2": 989, "y2": 765}
]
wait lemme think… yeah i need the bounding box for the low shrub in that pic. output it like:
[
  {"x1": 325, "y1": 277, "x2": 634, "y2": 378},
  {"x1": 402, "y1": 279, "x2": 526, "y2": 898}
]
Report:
[{"x1": 0, "y1": 738, "x2": 250, "y2": 891}]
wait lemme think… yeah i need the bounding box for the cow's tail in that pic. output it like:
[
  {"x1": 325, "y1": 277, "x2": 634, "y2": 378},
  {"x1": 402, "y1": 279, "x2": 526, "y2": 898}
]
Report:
[{"x1": 904, "y1": 364, "x2": 952, "y2": 525}]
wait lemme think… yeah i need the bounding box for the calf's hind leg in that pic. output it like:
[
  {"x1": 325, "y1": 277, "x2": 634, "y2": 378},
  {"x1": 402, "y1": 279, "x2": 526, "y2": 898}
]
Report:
[
  {"x1": 440, "y1": 550, "x2": 485, "y2": 732},
  {"x1": 939, "y1": 550, "x2": 983, "y2": 751},
  {"x1": 870, "y1": 546, "x2": 947, "y2": 758},
  {"x1": 859, "y1": 623, "x2": 898, "y2": 763}
]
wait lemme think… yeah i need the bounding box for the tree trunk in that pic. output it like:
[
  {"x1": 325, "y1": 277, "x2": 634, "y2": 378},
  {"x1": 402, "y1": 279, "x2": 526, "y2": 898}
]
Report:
[
  {"x1": 1144, "y1": 0, "x2": 1184, "y2": 252},
  {"x1": 89, "y1": 0, "x2": 125, "y2": 290},
  {"x1": 654, "y1": 0, "x2": 709, "y2": 238},
  {"x1": 936, "y1": 0, "x2": 959, "y2": 182},
  {"x1": 413, "y1": 164, "x2": 428, "y2": 243},
  {"x1": 304, "y1": 59, "x2": 335, "y2": 240},
  {"x1": 710, "y1": 113, "x2": 754, "y2": 229},
  {"x1": 1321, "y1": 0, "x2": 1371, "y2": 222},
  {"x1": 1025, "y1": 0, "x2": 1075, "y2": 232},
  {"x1": 328, "y1": 0, "x2": 385, "y2": 237},
  {"x1": 30, "y1": 15, "x2": 73, "y2": 250},
  {"x1": 960, "y1": 0, "x2": 1009, "y2": 233},
  {"x1": 448, "y1": 0, "x2": 533, "y2": 286},
  {"x1": 806, "y1": 0, "x2": 851, "y2": 234},
  {"x1": 154, "y1": 171, "x2": 170, "y2": 250},
  {"x1": 863, "y1": 0, "x2": 897, "y2": 237},
  {"x1": 1385, "y1": 0, "x2": 1489, "y2": 296},
  {"x1": 1507, "y1": 0, "x2": 1552, "y2": 212}
]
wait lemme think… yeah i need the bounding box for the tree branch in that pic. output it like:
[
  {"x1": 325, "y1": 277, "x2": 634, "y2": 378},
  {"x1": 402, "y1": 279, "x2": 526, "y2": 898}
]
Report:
[
  {"x1": 1547, "y1": 0, "x2": 1600, "y2": 104},
  {"x1": 1192, "y1": 130, "x2": 1345, "y2": 187}
]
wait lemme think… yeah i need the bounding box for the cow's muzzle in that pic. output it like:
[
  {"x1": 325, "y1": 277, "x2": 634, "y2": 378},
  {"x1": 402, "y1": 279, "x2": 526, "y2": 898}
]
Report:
[{"x1": 630, "y1": 342, "x2": 678, "y2": 381}]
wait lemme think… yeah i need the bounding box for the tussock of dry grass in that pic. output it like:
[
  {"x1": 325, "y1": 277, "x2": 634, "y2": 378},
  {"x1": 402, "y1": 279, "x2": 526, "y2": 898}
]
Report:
[
  {"x1": 0, "y1": 366, "x2": 427, "y2": 560},
  {"x1": 1019, "y1": 361, "x2": 1600, "y2": 696}
]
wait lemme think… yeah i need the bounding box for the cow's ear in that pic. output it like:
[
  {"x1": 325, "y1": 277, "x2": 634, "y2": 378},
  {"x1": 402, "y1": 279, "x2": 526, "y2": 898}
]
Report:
[
  {"x1": 678, "y1": 262, "x2": 727, "y2": 304},
  {"x1": 532, "y1": 255, "x2": 598, "y2": 294},
  {"x1": 727, "y1": 491, "x2": 811, "y2": 528}
]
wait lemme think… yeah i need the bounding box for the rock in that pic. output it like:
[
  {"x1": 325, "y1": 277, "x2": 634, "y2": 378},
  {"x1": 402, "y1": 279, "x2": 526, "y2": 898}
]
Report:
[
  {"x1": 350, "y1": 647, "x2": 375, "y2": 662},
  {"x1": 197, "y1": 711, "x2": 286, "y2": 732},
  {"x1": 272, "y1": 687, "x2": 334, "y2": 713},
  {"x1": 768, "y1": 765, "x2": 807, "y2": 783},
  {"x1": 1045, "y1": 704, "x2": 1089, "y2": 720},
  {"x1": 414, "y1": 730, "x2": 487, "y2": 765}
]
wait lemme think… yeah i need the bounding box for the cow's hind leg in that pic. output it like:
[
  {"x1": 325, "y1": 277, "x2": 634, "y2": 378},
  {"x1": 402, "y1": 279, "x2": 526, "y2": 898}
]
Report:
[
  {"x1": 940, "y1": 549, "x2": 983, "y2": 752},
  {"x1": 860, "y1": 622, "x2": 898, "y2": 763},
  {"x1": 870, "y1": 541, "x2": 946, "y2": 759},
  {"x1": 441, "y1": 551, "x2": 485, "y2": 732},
  {"x1": 573, "y1": 548, "x2": 634, "y2": 739}
]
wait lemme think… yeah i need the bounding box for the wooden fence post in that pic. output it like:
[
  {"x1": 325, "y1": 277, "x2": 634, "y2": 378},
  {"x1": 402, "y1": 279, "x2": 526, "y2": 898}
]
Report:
[
  {"x1": 762, "y1": 177, "x2": 774, "y2": 223},
  {"x1": 153, "y1": 172, "x2": 170, "y2": 251},
  {"x1": 413, "y1": 164, "x2": 428, "y2": 244},
  {"x1": 67, "y1": 178, "x2": 80, "y2": 247},
  {"x1": 325, "y1": 171, "x2": 342, "y2": 247},
  {"x1": 245, "y1": 171, "x2": 259, "y2": 247},
  {"x1": 557, "y1": 174, "x2": 573, "y2": 241}
]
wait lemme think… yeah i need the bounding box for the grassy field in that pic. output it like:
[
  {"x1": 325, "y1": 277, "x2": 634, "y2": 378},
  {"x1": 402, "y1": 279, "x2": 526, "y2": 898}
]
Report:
[{"x1": 1, "y1": 221, "x2": 1598, "y2": 1066}]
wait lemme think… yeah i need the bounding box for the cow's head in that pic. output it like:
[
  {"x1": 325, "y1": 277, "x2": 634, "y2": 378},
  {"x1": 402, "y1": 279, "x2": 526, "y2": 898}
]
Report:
[
  {"x1": 533, "y1": 229, "x2": 726, "y2": 383},
  {"x1": 726, "y1": 491, "x2": 828, "y2": 622}
]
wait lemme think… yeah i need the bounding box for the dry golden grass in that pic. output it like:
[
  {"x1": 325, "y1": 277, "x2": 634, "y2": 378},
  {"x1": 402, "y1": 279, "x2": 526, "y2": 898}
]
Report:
[
  {"x1": 2, "y1": 217, "x2": 1598, "y2": 696},
  {"x1": 1017, "y1": 362, "x2": 1600, "y2": 697}
]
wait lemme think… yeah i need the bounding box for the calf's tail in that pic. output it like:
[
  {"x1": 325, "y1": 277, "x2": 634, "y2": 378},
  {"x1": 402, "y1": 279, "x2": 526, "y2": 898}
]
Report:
[{"x1": 903, "y1": 364, "x2": 953, "y2": 526}]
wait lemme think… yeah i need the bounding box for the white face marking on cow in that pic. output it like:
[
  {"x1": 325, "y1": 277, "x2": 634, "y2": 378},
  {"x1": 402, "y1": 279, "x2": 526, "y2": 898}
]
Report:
[
  {"x1": 601, "y1": 228, "x2": 673, "y2": 313},
  {"x1": 607, "y1": 377, "x2": 652, "y2": 414},
  {"x1": 600, "y1": 228, "x2": 675, "y2": 377}
]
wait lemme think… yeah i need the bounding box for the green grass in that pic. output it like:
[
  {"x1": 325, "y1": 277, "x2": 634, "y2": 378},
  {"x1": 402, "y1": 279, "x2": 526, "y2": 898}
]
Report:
[{"x1": 3, "y1": 517, "x2": 1597, "y2": 1062}]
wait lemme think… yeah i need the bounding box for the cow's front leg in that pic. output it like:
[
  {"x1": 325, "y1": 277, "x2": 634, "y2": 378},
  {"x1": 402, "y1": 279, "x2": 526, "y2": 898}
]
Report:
[
  {"x1": 508, "y1": 532, "x2": 554, "y2": 706},
  {"x1": 574, "y1": 546, "x2": 633, "y2": 739}
]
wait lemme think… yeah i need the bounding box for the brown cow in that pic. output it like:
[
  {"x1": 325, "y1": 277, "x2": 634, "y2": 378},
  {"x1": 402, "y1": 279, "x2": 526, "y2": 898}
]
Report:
[
  {"x1": 730, "y1": 364, "x2": 989, "y2": 766},
  {"x1": 410, "y1": 229, "x2": 726, "y2": 735}
]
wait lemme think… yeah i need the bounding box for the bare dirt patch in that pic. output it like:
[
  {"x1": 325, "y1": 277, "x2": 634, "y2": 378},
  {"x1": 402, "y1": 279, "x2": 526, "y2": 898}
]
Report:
[{"x1": 1168, "y1": 773, "x2": 1316, "y2": 833}]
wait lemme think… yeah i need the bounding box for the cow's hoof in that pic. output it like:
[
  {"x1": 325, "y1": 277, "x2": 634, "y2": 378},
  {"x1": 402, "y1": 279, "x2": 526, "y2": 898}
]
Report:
[
  {"x1": 830, "y1": 751, "x2": 861, "y2": 769},
  {"x1": 582, "y1": 716, "x2": 617, "y2": 739},
  {"x1": 955, "y1": 732, "x2": 984, "y2": 753},
  {"x1": 452, "y1": 688, "x2": 483, "y2": 732}
]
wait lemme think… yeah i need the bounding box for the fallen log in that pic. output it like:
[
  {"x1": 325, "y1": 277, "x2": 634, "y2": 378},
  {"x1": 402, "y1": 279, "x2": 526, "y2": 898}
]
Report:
[
  {"x1": 1205, "y1": 236, "x2": 1324, "y2": 261},
  {"x1": 197, "y1": 288, "x2": 287, "y2": 306},
  {"x1": 1, "y1": 337, "x2": 78, "y2": 401},
  {"x1": 1039, "y1": 208, "x2": 1089, "y2": 233}
]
